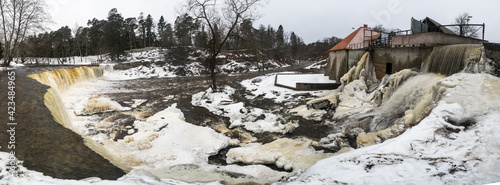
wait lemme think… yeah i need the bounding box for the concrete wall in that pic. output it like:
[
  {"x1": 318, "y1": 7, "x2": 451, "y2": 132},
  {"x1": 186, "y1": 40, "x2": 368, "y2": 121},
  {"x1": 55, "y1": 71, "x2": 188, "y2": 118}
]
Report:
[
  {"x1": 348, "y1": 50, "x2": 366, "y2": 70},
  {"x1": 325, "y1": 49, "x2": 366, "y2": 81},
  {"x1": 326, "y1": 50, "x2": 348, "y2": 81},
  {"x1": 371, "y1": 46, "x2": 433, "y2": 79},
  {"x1": 326, "y1": 46, "x2": 433, "y2": 80},
  {"x1": 392, "y1": 32, "x2": 484, "y2": 47}
]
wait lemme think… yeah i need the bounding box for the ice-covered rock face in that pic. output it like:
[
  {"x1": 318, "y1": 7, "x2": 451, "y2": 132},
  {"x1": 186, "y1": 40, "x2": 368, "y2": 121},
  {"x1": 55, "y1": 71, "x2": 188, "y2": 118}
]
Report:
[
  {"x1": 340, "y1": 52, "x2": 378, "y2": 90},
  {"x1": 287, "y1": 73, "x2": 500, "y2": 185}
]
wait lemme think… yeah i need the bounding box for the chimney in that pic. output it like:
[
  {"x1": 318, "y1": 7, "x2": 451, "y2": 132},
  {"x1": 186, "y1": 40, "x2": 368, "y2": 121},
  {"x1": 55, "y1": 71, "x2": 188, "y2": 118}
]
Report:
[{"x1": 363, "y1": 24, "x2": 368, "y2": 28}]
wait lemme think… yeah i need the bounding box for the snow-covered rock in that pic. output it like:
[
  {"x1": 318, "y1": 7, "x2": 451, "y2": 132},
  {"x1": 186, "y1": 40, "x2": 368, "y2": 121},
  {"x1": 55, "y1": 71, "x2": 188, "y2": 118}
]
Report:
[{"x1": 285, "y1": 73, "x2": 500, "y2": 185}]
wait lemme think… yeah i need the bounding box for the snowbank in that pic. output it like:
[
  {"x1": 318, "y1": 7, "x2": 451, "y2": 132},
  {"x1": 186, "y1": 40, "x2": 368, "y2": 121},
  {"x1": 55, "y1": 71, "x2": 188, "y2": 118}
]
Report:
[
  {"x1": 191, "y1": 86, "x2": 294, "y2": 133},
  {"x1": 275, "y1": 74, "x2": 336, "y2": 89},
  {"x1": 227, "y1": 138, "x2": 338, "y2": 172},
  {"x1": 241, "y1": 74, "x2": 321, "y2": 103},
  {"x1": 285, "y1": 73, "x2": 500, "y2": 184},
  {"x1": 58, "y1": 78, "x2": 288, "y2": 184}
]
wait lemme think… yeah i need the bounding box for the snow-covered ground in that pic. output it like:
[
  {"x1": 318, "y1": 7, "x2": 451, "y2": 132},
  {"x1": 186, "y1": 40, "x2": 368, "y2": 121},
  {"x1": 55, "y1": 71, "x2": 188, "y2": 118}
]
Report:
[
  {"x1": 191, "y1": 86, "x2": 295, "y2": 133},
  {"x1": 275, "y1": 73, "x2": 336, "y2": 89},
  {"x1": 6, "y1": 47, "x2": 500, "y2": 185},
  {"x1": 241, "y1": 74, "x2": 322, "y2": 103},
  {"x1": 283, "y1": 73, "x2": 500, "y2": 185}
]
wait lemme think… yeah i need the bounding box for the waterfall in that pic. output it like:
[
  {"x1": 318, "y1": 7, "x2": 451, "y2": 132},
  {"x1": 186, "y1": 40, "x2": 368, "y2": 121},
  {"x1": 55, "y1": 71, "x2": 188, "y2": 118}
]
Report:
[
  {"x1": 425, "y1": 44, "x2": 481, "y2": 76},
  {"x1": 28, "y1": 67, "x2": 103, "y2": 129},
  {"x1": 28, "y1": 66, "x2": 131, "y2": 172},
  {"x1": 340, "y1": 52, "x2": 378, "y2": 90}
]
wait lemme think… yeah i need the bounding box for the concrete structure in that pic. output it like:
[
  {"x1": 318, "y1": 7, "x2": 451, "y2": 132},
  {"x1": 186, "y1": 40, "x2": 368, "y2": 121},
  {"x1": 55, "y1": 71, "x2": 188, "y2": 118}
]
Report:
[
  {"x1": 370, "y1": 46, "x2": 434, "y2": 79},
  {"x1": 392, "y1": 32, "x2": 485, "y2": 47},
  {"x1": 326, "y1": 17, "x2": 488, "y2": 81},
  {"x1": 329, "y1": 25, "x2": 380, "y2": 51}
]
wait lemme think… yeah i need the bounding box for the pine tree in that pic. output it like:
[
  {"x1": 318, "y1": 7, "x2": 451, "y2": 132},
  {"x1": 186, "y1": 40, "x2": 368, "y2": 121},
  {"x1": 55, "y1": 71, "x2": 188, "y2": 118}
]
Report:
[
  {"x1": 165, "y1": 23, "x2": 175, "y2": 48},
  {"x1": 145, "y1": 14, "x2": 154, "y2": 47},
  {"x1": 124, "y1": 18, "x2": 138, "y2": 50},
  {"x1": 104, "y1": 8, "x2": 126, "y2": 61},
  {"x1": 158, "y1": 16, "x2": 167, "y2": 47}
]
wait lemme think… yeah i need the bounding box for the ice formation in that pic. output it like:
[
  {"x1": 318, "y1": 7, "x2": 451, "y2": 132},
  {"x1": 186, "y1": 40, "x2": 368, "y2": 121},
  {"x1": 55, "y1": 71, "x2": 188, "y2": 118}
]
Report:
[
  {"x1": 226, "y1": 138, "x2": 337, "y2": 171},
  {"x1": 286, "y1": 73, "x2": 500, "y2": 184},
  {"x1": 191, "y1": 86, "x2": 292, "y2": 133}
]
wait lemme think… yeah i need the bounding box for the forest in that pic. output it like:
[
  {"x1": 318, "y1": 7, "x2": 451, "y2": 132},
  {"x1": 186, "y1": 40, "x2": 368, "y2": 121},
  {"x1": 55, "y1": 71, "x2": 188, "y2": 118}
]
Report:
[{"x1": 17, "y1": 8, "x2": 341, "y2": 63}]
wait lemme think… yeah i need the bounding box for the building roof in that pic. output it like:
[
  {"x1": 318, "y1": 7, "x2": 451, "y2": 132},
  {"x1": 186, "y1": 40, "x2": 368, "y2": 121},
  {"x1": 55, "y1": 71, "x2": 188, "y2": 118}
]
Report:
[
  {"x1": 329, "y1": 25, "x2": 380, "y2": 52},
  {"x1": 423, "y1": 17, "x2": 456, "y2": 35}
]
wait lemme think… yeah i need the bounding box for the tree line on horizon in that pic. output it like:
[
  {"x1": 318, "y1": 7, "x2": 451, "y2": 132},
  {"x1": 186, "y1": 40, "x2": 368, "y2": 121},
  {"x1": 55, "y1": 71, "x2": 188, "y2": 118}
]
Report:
[{"x1": 16, "y1": 8, "x2": 341, "y2": 64}]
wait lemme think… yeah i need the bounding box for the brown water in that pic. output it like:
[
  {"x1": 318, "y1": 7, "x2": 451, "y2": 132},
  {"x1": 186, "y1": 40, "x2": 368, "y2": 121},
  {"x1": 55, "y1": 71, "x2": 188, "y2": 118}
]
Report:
[{"x1": 426, "y1": 44, "x2": 481, "y2": 76}]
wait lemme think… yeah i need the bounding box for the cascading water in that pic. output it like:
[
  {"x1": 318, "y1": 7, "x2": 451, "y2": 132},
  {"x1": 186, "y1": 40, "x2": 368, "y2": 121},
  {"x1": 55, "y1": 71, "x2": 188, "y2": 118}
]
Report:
[
  {"x1": 360, "y1": 73, "x2": 444, "y2": 132},
  {"x1": 27, "y1": 66, "x2": 131, "y2": 172},
  {"x1": 28, "y1": 67, "x2": 104, "y2": 129},
  {"x1": 425, "y1": 44, "x2": 481, "y2": 76}
]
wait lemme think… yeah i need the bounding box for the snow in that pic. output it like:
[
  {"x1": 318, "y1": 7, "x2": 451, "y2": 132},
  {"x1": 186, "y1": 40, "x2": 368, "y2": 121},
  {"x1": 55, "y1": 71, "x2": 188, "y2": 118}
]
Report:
[
  {"x1": 191, "y1": 86, "x2": 292, "y2": 133},
  {"x1": 284, "y1": 73, "x2": 500, "y2": 185},
  {"x1": 0, "y1": 152, "x2": 217, "y2": 185},
  {"x1": 226, "y1": 138, "x2": 336, "y2": 172},
  {"x1": 110, "y1": 104, "x2": 231, "y2": 168},
  {"x1": 275, "y1": 73, "x2": 336, "y2": 89},
  {"x1": 10, "y1": 45, "x2": 500, "y2": 184},
  {"x1": 241, "y1": 74, "x2": 322, "y2": 103},
  {"x1": 54, "y1": 75, "x2": 289, "y2": 184},
  {"x1": 304, "y1": 59, "x2": 327, "y2": 69}
]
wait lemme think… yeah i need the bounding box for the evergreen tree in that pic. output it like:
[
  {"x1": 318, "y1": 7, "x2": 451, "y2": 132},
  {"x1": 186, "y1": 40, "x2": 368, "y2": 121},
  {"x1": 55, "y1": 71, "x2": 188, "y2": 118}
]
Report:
[
  {"x1": 138, "y1": 12, "x2": 146, "y2": 48},
  {"x1": 290, "y1": 32, "x2": 299, "y2": 59},
  {"x1": 174, "y1": 14, "x2": 198, "y2": 46},
  {"x1": 194, "y1": 26, "x2": 208, "y2": 48},
  {"x1": 165, "y1": 23, "x2": 175, "y2": 48},
  {"x1": 87, "y1": 18, "x2": 105, "y2": 56},
  {"x1": 276, "y1": 25, "x2": 284, "y2": 49},
  {"x1": 145, "y1": 14, "x2": 154, "y2": 47},
  {"x1": 124, "y1": 18, "x2": 138, "y2": 50},
  {"x1": 240, "y1": 19, "x2": 255, "y2": 50},
  {"x1": 104, "y1": 8, "x2": 125, "y2": 61},
  {"x1": 158, "y1": 16, "x2": 167, "y2": 47}
]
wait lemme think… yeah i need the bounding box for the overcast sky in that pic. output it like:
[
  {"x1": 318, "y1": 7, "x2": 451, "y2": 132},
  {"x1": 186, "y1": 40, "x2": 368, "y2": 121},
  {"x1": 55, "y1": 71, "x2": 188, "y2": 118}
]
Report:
[{"x1": 47, "y1": 0, "x2": 500, "y2": 44}]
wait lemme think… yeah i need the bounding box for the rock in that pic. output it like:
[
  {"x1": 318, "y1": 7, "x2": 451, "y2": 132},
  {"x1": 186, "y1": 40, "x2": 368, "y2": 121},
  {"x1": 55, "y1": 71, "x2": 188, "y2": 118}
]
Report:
[{"x1": 0, "y1": 71, "x2": 125, "y2": 180}]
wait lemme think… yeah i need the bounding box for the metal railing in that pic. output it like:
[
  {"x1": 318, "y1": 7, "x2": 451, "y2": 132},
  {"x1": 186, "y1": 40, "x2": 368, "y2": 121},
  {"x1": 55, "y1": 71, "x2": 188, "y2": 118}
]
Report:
[{"x1": 363, "y1": 23, "x2": 486, "y2": 48}]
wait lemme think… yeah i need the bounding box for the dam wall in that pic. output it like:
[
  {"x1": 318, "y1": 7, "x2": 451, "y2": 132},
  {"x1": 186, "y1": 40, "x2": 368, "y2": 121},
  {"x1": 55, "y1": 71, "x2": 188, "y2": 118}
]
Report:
[
  {"x1": 326, "y1": 43, "x2": 500, "y2": 80},
  {"x1": 392, "y1": 32, "x2": 485, "y2": 47}
]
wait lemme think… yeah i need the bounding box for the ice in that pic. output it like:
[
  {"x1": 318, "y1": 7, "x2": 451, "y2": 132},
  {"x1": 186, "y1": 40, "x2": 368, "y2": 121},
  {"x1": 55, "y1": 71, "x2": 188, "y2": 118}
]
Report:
[
  {"x1": 275, "y1": 73, "x2": 336, "y2": 89},
  {"x1": 285, "y1": 73, "x2": 500, "y2": 184},
  {"x1": 226, "y1": 138, "x2": 336, "y2": 171},
  {"x1": 191, "y1": 86, "x2": 289, "y2": 133},
  {"x1": 241, "y1": 73, "x2": 327, "y2": 103}
]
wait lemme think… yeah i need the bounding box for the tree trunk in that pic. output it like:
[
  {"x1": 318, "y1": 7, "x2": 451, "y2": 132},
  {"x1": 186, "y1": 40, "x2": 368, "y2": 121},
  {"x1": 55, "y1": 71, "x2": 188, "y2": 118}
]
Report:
[{"x1": 208, "y1": 54, "x2": 218, "y2": 91}]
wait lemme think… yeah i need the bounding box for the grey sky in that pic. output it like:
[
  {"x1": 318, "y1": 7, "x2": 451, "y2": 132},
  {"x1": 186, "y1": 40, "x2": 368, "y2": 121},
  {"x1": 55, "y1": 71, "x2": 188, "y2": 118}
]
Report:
[{"x1": 48, "y1": 0, "x2": 500, "y2": 44}]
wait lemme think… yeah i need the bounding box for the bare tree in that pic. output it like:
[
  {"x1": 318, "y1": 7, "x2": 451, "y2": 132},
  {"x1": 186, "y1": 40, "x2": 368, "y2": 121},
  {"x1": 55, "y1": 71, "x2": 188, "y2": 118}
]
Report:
[
  {"x1": 452, "y1": 12, "x2": 480, "y2": 38},
  {"x1": 186, "y1": 0, "x2": 264, "y2": 91},
  {"x1": 0, "y1": 0, "x2": 49, "y2": 66}
]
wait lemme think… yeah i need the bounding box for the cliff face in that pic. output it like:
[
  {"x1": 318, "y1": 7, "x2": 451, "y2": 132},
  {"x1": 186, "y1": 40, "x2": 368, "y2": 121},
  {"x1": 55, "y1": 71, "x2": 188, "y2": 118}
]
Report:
[{"x1": 0, "y1": 69, "x2": 125, "y2": 180}]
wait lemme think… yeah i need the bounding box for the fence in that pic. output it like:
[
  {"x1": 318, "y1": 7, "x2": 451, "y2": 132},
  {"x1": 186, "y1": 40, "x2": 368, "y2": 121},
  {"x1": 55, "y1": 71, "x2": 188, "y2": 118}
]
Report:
[{"x1": 364, "y1": 23, "x2": 485, "y2": 48}]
